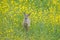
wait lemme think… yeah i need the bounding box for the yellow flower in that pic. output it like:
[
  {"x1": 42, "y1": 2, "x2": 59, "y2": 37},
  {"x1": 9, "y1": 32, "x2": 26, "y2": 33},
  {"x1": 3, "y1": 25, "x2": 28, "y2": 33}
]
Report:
[
  {"x1": 49, "y1": 7, "x2": 54, "y2": 13},
  {"x1": 4, "y1": 17, "x2": 7, "y2": 20},
  {"x1": 13, "y1": 7, "x2": 18, "y2": 11},
  {"x1": 19, "y1": 0, "x2": 23, "y2": 2},
  {"x1": 44, "y1": 10, "x2": 48, "y2": 14},
  {"x1": 0, "y1": 32, "x2": 2, "y2": 34},
  {"x1": 49, "y1": 13, "x2": 54, "y2": 19},
  {"x1": 52, "y1": 0, "x2": 57, "y2": 5},
  {"x1": 14, "y1": 14, "x2": 16, "y2": 16},
  {"x1": 3, "y1": 0, "x2": 7, "y2": 3},
  {"x1": 26, "y1": 0, "x2": 28, "y2": 2},
  {"x1": 11, "y1": 0, "x2": 15, "y2": 5},
  {"x1": 55, "y1": 15, "x2": 59, "y2": 24},
  {"x1": 6, "y1": 29, "x2": 13, "y2": 33},
  {"x1": 57, "y1": 3, "x2": 60, "y2": 10},
  {"x1": 22, "y1": 6, "x2": 25, "y2": 10},
  {"x1": 14, "y1": 18, "x2": 18, "y2": 22}
]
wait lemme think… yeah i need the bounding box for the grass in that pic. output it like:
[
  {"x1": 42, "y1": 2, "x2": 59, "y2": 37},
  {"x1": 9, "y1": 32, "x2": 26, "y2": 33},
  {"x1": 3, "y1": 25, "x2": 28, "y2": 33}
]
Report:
[{"x1": 0, "y1": 0, "x2": 60, "y2": 40}]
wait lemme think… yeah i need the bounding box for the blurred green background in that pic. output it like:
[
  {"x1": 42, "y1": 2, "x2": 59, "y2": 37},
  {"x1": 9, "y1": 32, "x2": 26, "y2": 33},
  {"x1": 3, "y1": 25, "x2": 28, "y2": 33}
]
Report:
[{"x1": 0, "y1": 0, "x2": 60, "y2": 40}]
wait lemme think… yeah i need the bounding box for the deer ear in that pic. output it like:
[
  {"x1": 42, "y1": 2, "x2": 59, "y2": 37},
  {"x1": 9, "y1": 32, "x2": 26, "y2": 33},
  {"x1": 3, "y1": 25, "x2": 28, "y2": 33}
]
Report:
[{"x1": 28, "y1": 13, "x2": 31, "y2": 16}]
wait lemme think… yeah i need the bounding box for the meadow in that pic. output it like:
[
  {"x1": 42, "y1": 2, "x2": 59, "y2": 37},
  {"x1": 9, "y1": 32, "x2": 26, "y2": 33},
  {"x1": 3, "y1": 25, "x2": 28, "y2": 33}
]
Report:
[{"x1": 0, "y1": 0, "x2": 60, "y2": 40}]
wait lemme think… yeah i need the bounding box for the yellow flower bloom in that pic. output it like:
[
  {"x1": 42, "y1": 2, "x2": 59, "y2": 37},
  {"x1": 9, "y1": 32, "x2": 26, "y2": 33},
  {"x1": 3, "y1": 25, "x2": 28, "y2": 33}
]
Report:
[
  {"x1": 49, "y1": 7, "x2": 54, "y2": 13},
  {"x1": 19, "y1": 0, "x2": 23, "y2": 2},
  {"x1": 6, "y1": 29, "x2": 13, "y2": 33},
  {"x1": 14, "y1": 14, "x2": 16, "y2": 16},
  {"x1": 55, "y1": 15, "x2": 59, "y2": 24},
  {"x1": 3, "y1": 0, "x2": 7, "y2": 3},
  {"x1": 4, "y1": 17, "x2": 6, "y2": 20},
  {"x1": 11, "y1": 0, "x2": 15, "y2": 5},
  {"x1": 22, "y1": 6, "x2": 25, "y2": 10},
  {"x1": 0, "y1": 32, "x2": 2, "y2": 34},
  {"x1": 25, "y1": 0, "x2": 28, "y2": 2},
  {"x1": 52, "y1": 0, "x2": 57, "y2": 5},
  {"x1": 13, "y1": 7, "x2": 18, "y2": 11}
]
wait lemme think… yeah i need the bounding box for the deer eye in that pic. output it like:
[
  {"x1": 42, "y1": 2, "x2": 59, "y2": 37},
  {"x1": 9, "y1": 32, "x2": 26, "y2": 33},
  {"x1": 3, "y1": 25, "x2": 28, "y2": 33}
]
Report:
[{"x1": 25, "y1": 18, "x2": 27, "y2": 19}]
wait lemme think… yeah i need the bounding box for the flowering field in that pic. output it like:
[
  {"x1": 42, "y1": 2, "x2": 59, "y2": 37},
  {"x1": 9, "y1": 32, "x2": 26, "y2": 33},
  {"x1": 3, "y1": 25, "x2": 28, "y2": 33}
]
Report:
[{"x1": 0, "y1": 0, "x2": 60, "y2": 40}]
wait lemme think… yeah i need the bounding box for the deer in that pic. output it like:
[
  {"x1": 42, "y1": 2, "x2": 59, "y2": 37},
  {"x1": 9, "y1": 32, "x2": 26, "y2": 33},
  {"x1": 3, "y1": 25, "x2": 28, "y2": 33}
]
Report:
[{"x1": 23, "y1": 12, "x2": 31, "y2": 32}]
